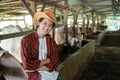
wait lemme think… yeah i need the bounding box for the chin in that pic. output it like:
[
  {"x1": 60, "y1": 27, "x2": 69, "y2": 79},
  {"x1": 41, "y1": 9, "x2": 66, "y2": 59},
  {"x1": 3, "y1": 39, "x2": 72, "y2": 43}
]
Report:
[{"x1": 43, "y1": 33, "x2": 47, "y2": 36}]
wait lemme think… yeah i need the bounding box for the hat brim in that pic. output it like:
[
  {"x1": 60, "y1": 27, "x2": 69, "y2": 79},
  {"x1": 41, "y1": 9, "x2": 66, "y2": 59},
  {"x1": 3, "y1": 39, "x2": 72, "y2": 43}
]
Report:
[{"x1": 34, "y1": 12, "x2": 57, "y2": 26}]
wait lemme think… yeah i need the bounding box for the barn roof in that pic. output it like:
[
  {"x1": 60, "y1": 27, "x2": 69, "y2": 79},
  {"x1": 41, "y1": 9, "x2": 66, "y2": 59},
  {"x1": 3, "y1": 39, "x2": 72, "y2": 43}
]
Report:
[{"x1": 0, "y1": 0, "x2": 119, "y2": 19}]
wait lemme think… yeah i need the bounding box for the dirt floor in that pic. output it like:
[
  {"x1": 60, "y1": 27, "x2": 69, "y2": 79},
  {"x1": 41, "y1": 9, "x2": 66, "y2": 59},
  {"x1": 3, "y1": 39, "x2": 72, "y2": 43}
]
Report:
[
  {"x1": 79, "y1": 31, "x2": 120, "y2": 80},
  {"x1": 101, "y1": 31, "x2": 120, "y2": 47}
]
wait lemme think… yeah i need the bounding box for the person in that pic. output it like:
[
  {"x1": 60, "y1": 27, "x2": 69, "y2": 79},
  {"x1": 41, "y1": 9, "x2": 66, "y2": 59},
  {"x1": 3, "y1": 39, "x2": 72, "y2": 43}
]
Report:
[{"x1": 20, "y1": 9, "x2": 61, "y2": 80}]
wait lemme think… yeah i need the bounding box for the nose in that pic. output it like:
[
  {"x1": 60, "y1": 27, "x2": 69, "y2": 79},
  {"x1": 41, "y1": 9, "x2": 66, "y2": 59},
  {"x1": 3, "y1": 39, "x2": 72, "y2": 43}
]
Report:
[{"x1": 44, "y1": 24, "x2": 50, "y2": 30}]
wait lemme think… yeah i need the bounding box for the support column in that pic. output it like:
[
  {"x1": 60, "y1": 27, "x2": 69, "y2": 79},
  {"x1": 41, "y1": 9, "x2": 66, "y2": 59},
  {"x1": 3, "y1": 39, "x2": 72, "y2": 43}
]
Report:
[
  {"x1": 73, "y1": 12, "x2": 78, "y2": 37},
  {"x1": 81, "y1": 5, "x2": 87, "y2": 39},
  {"x1": 91, "y1": 12, "x2": 95, "y2": 27},
  {"x1": 30, "y1": 0, "x2": 37, "y2": 15},
  {"x1": 96, "y1": 14, "x2": 99, "y2": 25},
  {"x1": 52, "y1": 8, "x2": 56, "y2": 39},
  {"x1": 30, "y1": 0, "x2": 37, "y2": 29},
  {"x1": 21, "y1": 0, "x2": 34, "y2": 17},
  {"x1": 41, "y1": 3, "x2": 46, "y2": 12},
  {"x1": 62, "y1": 0, "x2": 69, "y2": 45},
  {"x1": 86, "y1": 15, "x2": 90, "y2": 33},
  {"x1": 63, "y1": 10, "x2": 68, "y2": 45}
]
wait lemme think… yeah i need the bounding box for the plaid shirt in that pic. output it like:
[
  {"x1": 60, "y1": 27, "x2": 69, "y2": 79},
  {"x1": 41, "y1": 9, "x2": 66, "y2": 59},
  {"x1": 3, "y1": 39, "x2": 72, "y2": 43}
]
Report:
[{"x1": 20, "y1": 31, "x2": 59, "y2": 80}]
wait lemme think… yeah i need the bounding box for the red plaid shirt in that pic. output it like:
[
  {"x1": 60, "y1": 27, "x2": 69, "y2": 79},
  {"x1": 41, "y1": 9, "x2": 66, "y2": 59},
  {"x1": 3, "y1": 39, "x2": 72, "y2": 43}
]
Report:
[{"x1": 20, "y1": 31, "x2": 59, "y2": 80}]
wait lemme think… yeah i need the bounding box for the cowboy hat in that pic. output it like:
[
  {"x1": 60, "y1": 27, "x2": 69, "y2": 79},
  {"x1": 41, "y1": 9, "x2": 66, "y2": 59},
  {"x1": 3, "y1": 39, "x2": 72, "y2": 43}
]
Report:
[{"x1": 34, "y1": 9, "x2": 57, "y2": 26}]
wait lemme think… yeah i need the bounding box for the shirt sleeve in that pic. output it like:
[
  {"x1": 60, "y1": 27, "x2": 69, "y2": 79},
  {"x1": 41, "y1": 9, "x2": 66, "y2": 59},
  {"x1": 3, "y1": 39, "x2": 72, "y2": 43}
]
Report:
[
  {"x1": 20, "y1": 37, "x2": 41, "y2": 70},
  {"x1": 46, "y1": 38, "x2": 59, "y2": 71}
]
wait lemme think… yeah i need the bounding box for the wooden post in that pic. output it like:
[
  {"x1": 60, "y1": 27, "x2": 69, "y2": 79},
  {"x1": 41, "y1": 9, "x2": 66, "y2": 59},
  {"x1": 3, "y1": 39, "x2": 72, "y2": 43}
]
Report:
[
  {"x1": 52, "y1": 8, "x2": 56, "y2": 39},
  {"x1": 63, "y1": 10, "x2": 68, "y2": 45},
  {"x1": 96, "y1": 14, "x2": 99, "y2": 25},
  {"x1": 73, "y1": 12, "x2": 78, "y2": 37},
  {"x1": 21, "y1": 0, "x2": 34, "y2": 17},
  {"x1": 30, "y1": 0, "x2": 37, "y2": 29},
  {"x1": 82, "y1": 6, "x2": 86, "y2": 39},
  {"x1": 41, "y1": 3, "x2": 46, "y2": 12},
  {"x1": 30, "y1": 0, "x2": 37, "y2": 15},
  {"x1": 91, "y1": 12, "x2": 95, "y2": 27},
  {"x1": 100, "y1": 15, "x2": 106, "y2": 25},
  {"x1": 59, "y1": 0, "x2": 68, "y2": 44},
  {"x1": 21, "y1": 0, "x2": 37, "y2": 29},
  {"x1": 86, "y1": 15, "x2": 89, "y2": 33},
  {"x1": 23, "y1": 16, "x2": 26, "y2": 26},
  {"x1": 82, "y1": 14, "x2": 86, "y2": 39}
]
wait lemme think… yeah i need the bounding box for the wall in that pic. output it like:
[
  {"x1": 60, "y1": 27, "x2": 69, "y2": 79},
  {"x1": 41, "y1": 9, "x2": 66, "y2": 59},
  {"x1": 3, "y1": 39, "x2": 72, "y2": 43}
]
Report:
[
  {"x1": 95, "y1": 31, "x2": 107, "y2": 46},
  {"x1": 57, "y1": 40, "x2": 95, "y2": 80},
  {"x1": 0, "y1": 25, "x2": 23, "y2": 62}
]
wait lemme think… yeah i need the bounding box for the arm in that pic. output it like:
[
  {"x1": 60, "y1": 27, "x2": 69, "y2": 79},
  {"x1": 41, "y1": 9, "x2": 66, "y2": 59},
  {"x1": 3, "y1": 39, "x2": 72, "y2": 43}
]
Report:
[
  {"x1": 20, "y1": 37, "x2": 41, "y2": 70},
  {"x1": 46, "y1": 38, "x2": 59, "y2": 71},
  {"x1": 34, "y1": 58, "x2": 51, "y2": 71},
  {"x1": 39, "y1": 58, "x2": 50, "y2": 67}
]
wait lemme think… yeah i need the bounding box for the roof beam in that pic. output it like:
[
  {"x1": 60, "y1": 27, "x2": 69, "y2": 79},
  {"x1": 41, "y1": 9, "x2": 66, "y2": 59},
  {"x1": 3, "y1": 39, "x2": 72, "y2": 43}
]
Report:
[
  {"x1": 21, "y1": 0, "x2": 34, "y2": 17},
  {"x1": 0, "y1": 1, "x2": 21, "y2": 6},
  {"x1": 35, "y1": 0, "x2": 76, "y2": 12}
]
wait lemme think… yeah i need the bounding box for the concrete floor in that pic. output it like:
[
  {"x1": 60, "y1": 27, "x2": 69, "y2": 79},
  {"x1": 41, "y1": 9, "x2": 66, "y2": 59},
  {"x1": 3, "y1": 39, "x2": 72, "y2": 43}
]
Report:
[{"x1": 79, "y1": 31, "x2": 120, "y2": 80}]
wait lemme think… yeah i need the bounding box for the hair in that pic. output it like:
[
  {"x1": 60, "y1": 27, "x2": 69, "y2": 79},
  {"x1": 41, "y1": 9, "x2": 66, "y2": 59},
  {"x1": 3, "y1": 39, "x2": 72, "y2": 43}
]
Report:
[
  {"x1": 38, "y1": 18, "x2": 44, "y2": 23},
  {"x1": 34, "y1": 18, "x2": 44, "y2": 30},
  {"x1": 38, "y1": 18, "x2": 55, "y2": 27}
]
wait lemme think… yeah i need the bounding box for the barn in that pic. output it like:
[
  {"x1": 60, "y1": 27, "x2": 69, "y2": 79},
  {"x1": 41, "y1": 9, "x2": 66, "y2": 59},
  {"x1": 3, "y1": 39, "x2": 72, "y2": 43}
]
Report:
[{"x1": 0, "y1": 0, "x2": 120, "y2": 80}]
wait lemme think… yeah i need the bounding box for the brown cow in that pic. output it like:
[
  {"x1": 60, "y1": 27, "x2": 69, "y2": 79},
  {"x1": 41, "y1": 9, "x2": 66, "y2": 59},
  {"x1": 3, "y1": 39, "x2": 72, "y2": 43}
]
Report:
[{"x1": 0, "y1": 47, "x2": 27, "y2": 80}]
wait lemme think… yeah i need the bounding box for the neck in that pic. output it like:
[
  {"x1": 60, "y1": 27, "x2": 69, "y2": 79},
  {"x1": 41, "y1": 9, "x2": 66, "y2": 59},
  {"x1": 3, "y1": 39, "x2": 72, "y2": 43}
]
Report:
[
  {"x1": 39, "y1": 34, "x2": 44, "y2": 38},
  {"x1": 37, "y1": 29, "x2": 44, "y2": 38}
]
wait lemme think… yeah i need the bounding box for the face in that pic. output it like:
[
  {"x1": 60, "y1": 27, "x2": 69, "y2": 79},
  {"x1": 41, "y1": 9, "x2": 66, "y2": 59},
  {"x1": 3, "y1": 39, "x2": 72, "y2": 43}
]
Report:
[{"x1": 37, "y1": 18, "x2": 53, "y2": 38}]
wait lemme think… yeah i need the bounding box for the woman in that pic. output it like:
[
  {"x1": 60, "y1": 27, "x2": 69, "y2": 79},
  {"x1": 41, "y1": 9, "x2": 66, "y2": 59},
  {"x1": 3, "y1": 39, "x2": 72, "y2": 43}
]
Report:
[{"x1": 20, "y1": 9, "x2": 61, "y2": 80}]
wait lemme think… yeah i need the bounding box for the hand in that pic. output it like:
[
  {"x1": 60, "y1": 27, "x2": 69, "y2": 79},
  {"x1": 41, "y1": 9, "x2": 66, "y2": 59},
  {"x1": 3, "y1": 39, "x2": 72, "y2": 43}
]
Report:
[
  {"x1": 43, "y1": 58, "x2": 50, "y2": 64},
  {"x1": 40, "y1": 58, "x2": 50, "y2": 66}
]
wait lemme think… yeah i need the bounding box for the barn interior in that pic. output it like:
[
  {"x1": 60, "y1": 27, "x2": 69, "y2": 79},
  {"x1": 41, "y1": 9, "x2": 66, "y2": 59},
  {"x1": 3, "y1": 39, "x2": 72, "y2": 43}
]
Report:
[{"x1": 0, "y1": 0, "x2": 120, "y2": 80}]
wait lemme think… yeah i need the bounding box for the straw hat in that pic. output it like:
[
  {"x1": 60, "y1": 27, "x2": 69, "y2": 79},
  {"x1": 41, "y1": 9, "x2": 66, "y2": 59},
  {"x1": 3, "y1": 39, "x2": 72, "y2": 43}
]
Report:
[{"x1": 34, "y1": 9, "x2": 57, "y2": 26}]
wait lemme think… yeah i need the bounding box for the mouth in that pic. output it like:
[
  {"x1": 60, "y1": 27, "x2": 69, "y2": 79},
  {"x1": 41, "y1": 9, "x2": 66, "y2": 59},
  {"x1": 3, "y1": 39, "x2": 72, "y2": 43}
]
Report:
[{"x1": 43, "y1": 30, "x2": 48, "y2": 34}]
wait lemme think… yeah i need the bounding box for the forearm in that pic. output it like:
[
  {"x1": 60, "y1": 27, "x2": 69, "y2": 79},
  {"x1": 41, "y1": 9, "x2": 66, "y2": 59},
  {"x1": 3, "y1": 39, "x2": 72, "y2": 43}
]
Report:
[
  {"x1": 40, "y1": 58, "x2": 50, "y2": 67},
  {"x1": 37, "y1": 58, "x2": 50, "y2": 71},
  {"x1": 37, "y1": 65, "x2": 50, "y2": 71}
]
